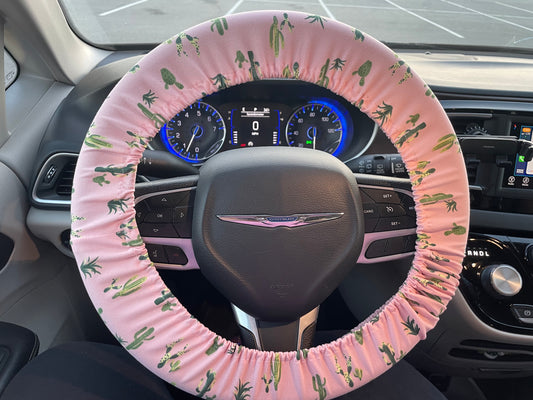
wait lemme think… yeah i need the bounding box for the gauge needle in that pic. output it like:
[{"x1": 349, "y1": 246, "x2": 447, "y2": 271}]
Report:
[
  {"x1": 186, "y1": 126, "x2": 200, "y2": 153},
  {"x1": 312, "y1": 127, "x2": 317, "y2": 149}
]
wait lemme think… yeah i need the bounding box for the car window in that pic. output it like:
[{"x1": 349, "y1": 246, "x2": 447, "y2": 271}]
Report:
[{"x1": 59, "y1": 0, "x2": 533, "y2": 50}]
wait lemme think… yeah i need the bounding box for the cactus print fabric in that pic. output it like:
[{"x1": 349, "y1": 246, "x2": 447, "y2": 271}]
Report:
[{"x1": 71, "y1": 10, "x2": 469, "y2": 400}]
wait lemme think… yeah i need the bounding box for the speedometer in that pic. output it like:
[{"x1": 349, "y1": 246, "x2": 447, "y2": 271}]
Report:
[
  {"x1": 285, "y1": 101, "x2": 345, "y2": 155},
  {"x1": 161, "y1": 102, "x2": 226, "y2": 163}
]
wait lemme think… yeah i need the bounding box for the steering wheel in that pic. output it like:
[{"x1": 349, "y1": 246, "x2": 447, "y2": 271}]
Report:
[{"x1": 71, "y1": 10, "x2": 469, "y2": 400}]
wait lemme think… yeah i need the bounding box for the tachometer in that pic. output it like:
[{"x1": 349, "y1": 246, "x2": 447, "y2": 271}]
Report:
[
  {"x1": 286, "y1": 101, "x2": 346, "y2": 155},
  {"x1": 161, "y1": 102, "x2": 226, "y2": 163}
]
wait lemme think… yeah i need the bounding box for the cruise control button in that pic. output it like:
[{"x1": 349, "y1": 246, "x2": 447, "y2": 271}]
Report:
[
  {"x1": 361, "y1": 188, "x2": 401, "y2": 204},
  {"x1": 398, "y1": 193, "x2": 416, "y2": 217},
  {"x1": 164, "y1": 246, "x2": 188, "y2": 265},
  {"x1": 139, "y1": 223, "x2": 177, "y2": 237},
  {"x1": 377, "y1": 204, "x2": 406, "y2": 218},
  {"x1": 375, "y1": 216, "x2": 416, "y2": 232},
  {"x1": 145, "y1": 244, "x2": 168, "y2": 263}
]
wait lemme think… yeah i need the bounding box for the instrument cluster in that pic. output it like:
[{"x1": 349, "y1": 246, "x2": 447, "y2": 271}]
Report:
[{"x1": 155, "y1": 80, "x2": 377, "y2": 165}]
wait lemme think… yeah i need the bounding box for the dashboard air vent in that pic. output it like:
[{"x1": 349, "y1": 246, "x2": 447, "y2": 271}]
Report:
[
  {"x1": 32, "y1": 153, "x2": 78, "y2": 207},
  {"x1": 55, "y1": 160, "x2": 77, "y2": 196}
]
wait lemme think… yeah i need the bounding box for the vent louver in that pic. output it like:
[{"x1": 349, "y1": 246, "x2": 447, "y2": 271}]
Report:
[{"x1": 55, "y1": 160, "x2": 77, "y2": 197}]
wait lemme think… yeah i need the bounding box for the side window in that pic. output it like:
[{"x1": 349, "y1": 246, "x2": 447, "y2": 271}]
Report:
[{"x1": 4, "y1": 49, "x2": 18, "y2": 90}]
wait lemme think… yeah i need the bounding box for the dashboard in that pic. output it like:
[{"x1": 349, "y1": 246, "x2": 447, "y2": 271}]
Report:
[{"x1": 22, "y1": 51, "x2": 533, "y2": 382}]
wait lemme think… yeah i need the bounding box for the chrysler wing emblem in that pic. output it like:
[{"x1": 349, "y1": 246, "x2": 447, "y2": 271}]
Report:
[{"x1": 216, "y1": 212, "x2": 344, "y2": 228}]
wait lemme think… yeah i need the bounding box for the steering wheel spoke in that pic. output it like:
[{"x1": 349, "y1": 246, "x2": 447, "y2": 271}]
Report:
[
  {"x1": 135, "y1": 176, "x2": 199, "y2": 270},
  {"x1": 232, "y1": 304, "x2": 319, "y2": 351}
]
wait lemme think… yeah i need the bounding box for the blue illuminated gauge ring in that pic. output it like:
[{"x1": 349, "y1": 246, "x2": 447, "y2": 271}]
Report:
[
  {"x1": 285, "y1": 100, "x2": 347, "y2": 157},
  {"x1": 160, "y1": 102, "x2": 226, "y2": 163}
]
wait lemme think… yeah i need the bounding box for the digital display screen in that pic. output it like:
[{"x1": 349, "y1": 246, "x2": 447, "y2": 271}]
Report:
[
  {"x1": 229, "y1": 106, "x2": 281, "y2": 147},
  {"x1": 504, "y1": 123, "x2": 533, "y2": 189}
]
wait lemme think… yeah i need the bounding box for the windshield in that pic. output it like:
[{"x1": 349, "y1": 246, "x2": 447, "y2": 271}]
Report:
[{"x1": 59, "y1": 0, "x2": 533, "y2": 50}]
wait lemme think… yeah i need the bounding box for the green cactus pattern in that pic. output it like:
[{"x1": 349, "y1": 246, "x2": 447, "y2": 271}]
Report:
[
  {"x1": 414, "y1": 276, "x2": 447, "y2": 291},
  {"x1": 433, "y1": 133, "x2": 458, "y2": 153},
  {"x1": 155, "y1": 289, "x2": 175, "y2": 306},
  {"x1": 116, "y1": 217, "x2": 137, "y2": 241},
  {"x1": 427, "y1": 266, "x2": 455, "y2": 280},
  {"x1": 282, "y1": 62, "x2": 299, "y2": 79},
  {"x1": 161, "y1": 68, "x2": 184, "y2": 90},
  {"x1": 419, "y1": 289, "x2": 444, "y2": 305},
  {"x1": 395, "y1": 122, "x2": 427, "y2": 148},
  {"x1": 205, "y1": 336, "x2": 223, "y2": 355},
  {"x1": 370, "y1": 314, "x2": 380, "y2": 324},
  {"x1": 269, "y1": 14, "x2": 293, "y2": 57},
  {"x1": 121, "y1": 235, "x2": 143, "y2": 247},
  {"x1": 430, "y1": 252, "x2": 451, "y2": 263},
  {"x1": 444, "y1": 223, "x2": 467, "y2": 236},
  {"x1": 296, "y1": 348, "x2": 308, "y2": 360},
  {"x1": 138, "y1": 103, "x2": 166, "y2": 129},
  {"x1": 402, "y1": 316, "x2": 420, "y2": 335},
  {"x1": 353, "y1": 28, "x2": 365, "y2": 41},
  {"x1": 247, "y1": 51, "x2": 262, "y2": 81},
  {"x1": 312, "y1": 374, "x2": 327, "y2": 400},
  {"x1": 335, "y1": 355, "x2": 363, "y2": 387},
  {"x1": 211, "y1": 73, "x2": 230, "y2": 90},
  {"x1": 115, "y1": 333, "x2": 126, "y2": 345},
  {"x1": 95, "y1": 164, "x2": 136, "y2": 176},
  {"x1": 93, "y1": 175, "x2": 110, "y2": 186},
  {"x1": 424, "y1": 84, "x2": 435, "y2": 98},
  {"x1": 420, "y1": 193, "x2": 458, "y2": 212},
  {"x1": 210, "y1": 18, "x2": 228, "y2": 35},
  {"x1": 406, "y1": 113, "x2": 420, "y2": 125},
  {"x1": 142, "y1": 90, "x2": 158, "y2": 107},
  {"x1": 353, "y1": 328, "x2": 363, "y2": 345},
  {"x1": 227, "y1": 343, "x2": 243, "y2": 355},
  {"x1": 372, "y1": 102, "x2": 393, "y2": 127},
  {"x1": 104, "y1": 275, "x2": 147, "y2": 299},
  {"x1": 352, "y1": 60, "x2": 372, "y2": 86},
  {"x1": 261, "y1": 353, "x2": 281, "y2": 393},
  {"x1": 196, "y1": 370, "x2": 216, "y2": 399},
  {"x1": 316, "y1": 58, "x2": 331, "y2": 88},
  {"x1": 409, "y1": 160, "x2": 435, "y2": 186},
  {"x1": 175, "y1": 32, "x2": 200, "y2": 57},
  {"x1": 305, "y1": 15, "x2": 327, "y2": 29},
  {"x1": 129, "y1": 64, "x2": 140, "y2": 73},
  {"x1": 85, "y1": 133, "x2": 112, "y2": 149},
  {"x1": 157, "y1": 340, "x2": 189, "y2": 372},
  {"x1": 379, "y1": 342, "x2": 404, "y2": 366},
  {"x1": 80, "y1": 257, "x2": 102, "y2": 278},
  {"x1": 417, "y1": 233, "x2": 436, "y2": 249},
  {"x1": 235, "y1": 51, "x2": 248, "y2": 68},
  {"x1": 234, "y1": 380, "x2": 252, "y2": 400},
  {"x1": 126, "y1": 326, "x2": 155, "y2": 350},
  {"x1": 125, "y1": 130, "x2": 151, "y2": 149},
  {"x1": 330, "y1": 58, "x2": 346, "y2": 71},
  {"x1": 399, "y1": 291, "x2": 421, "y2": 312},
  {"x1": 107, "y1": 198, "x2": 129, "y2": 214}
]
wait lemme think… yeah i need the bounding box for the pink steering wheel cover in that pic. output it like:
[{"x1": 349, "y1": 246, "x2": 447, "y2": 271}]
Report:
[{"x1": 71, "y1": 11, "x2": 469, "y2": 399}]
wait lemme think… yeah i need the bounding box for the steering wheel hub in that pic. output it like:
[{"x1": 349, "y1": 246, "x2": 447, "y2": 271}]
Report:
[{"x1": 193, "y1": 147, "x2": 364, "y2": 321}]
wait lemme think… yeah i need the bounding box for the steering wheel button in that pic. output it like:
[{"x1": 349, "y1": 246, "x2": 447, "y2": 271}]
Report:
[
  {"x1": 145, "y1": 244, "x2": 168, "y2": 263},
  {"x1": 377, "y1": 204, "x2": 405, "y2": 217},
  {"x1": 134, "y1": 201, "x2": 149, "y2": 223},
  {"x1": 145, "y1": 209, "x2": 172, "y2": 223},
  {"x1": 361, "y1": 188, "x2": 401, "y2": 204},
  {"x1": 363, "y1": 204, "x2": 378, "y2": 217},
  {"x1": 139, "y1": 223, "x2": 177, "y2": 237},
  {"x1": 375, "y1": 216, "x2": 416, "y2": 232},
  {"x1": 148, "y1": 192, "x2": 189, "y2": 208},
  {"x1": 364, "y1": 217, "x2": 379, "y2": 233},
  {"x1": 365, "y1": 239, "x2": 387, "y2": 258},
  {"x1": 164, "y1": 246, "x2": 188, "y2": 265},
  {"x1": 173, "y1": 222, "x2": 192, "y2": 238},
  {"x1": 172, "y1": 206, "x2": 192, "y2": 223}
]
